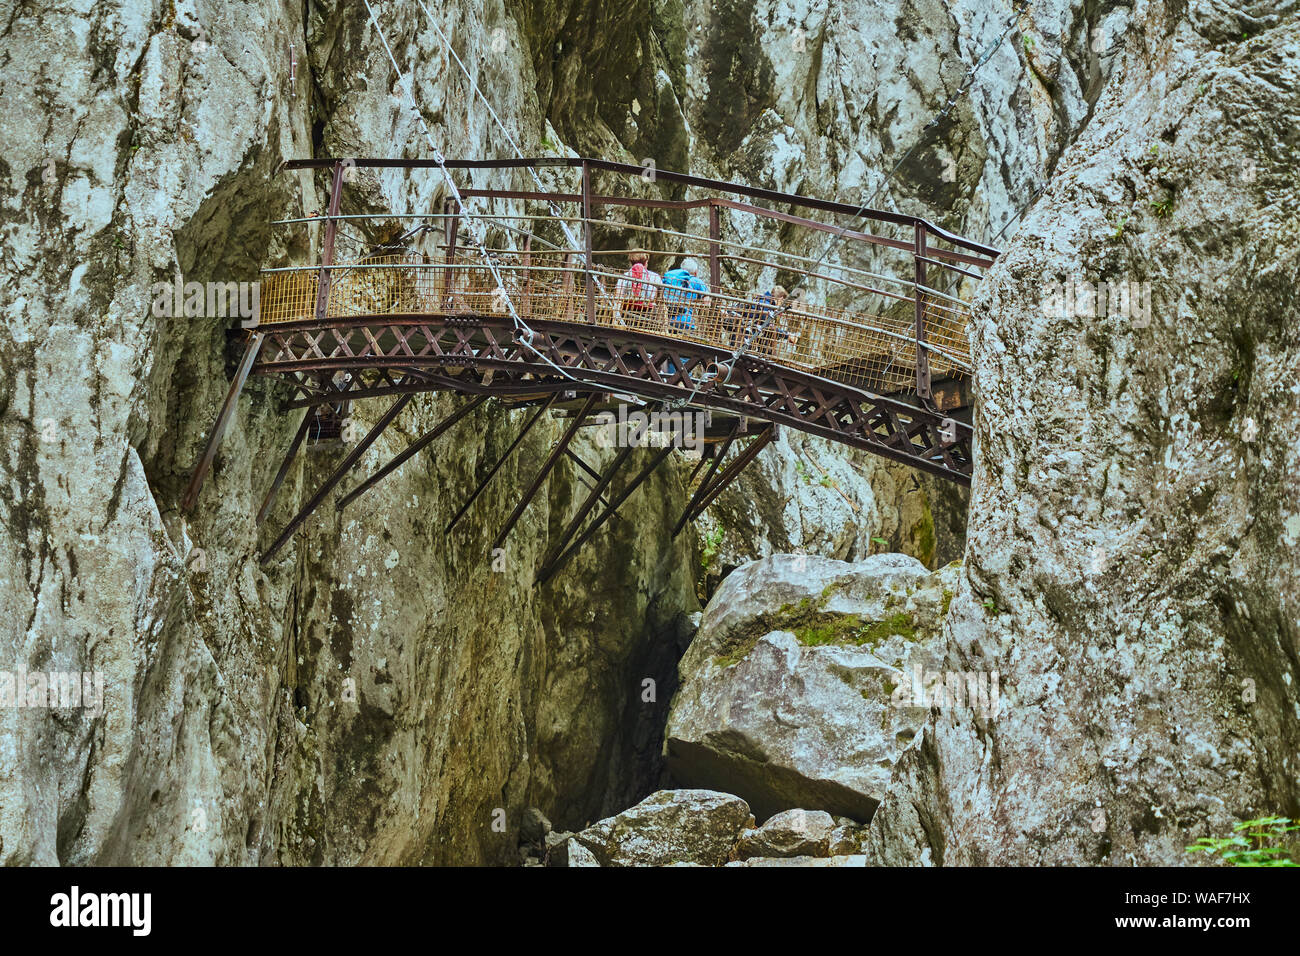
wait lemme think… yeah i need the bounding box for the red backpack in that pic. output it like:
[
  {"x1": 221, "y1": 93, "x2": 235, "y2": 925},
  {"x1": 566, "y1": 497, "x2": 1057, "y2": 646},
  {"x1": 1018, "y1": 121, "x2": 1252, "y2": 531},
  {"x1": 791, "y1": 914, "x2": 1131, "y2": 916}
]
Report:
[{"x1": 627, "y1": 262, "x2": 652, "y2": 307}]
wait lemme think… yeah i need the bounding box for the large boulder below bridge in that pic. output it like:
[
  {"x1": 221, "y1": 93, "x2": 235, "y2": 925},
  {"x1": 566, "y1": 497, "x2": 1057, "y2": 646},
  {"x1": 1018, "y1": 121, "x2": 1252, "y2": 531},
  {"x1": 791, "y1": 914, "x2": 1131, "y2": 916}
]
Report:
[{"x1": 665, "y1": 554, "x2": 966, "y2": 822}]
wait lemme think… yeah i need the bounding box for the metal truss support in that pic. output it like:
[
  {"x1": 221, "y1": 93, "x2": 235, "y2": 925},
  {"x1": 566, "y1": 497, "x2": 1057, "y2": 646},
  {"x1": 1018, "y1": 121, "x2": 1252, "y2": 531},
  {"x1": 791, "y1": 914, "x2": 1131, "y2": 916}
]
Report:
[
  {"x1": 336, "y1": 394, "x2": 489, "y2": 511},
  {"x1": 445, "y1": 393, "x2": 557, "y2": 534},
  {"x1": 536, "y1": 442, "x2": 677, "y2": 585},
  {"x1": 492, "y1": 392, "x2": 600, "y2": 550},
  {"x1": 672, "y1": 417, "x2": 744, "y2": 539},
  {"x1": 257, "y1": 410, "x2": 314, "y2": 525}
]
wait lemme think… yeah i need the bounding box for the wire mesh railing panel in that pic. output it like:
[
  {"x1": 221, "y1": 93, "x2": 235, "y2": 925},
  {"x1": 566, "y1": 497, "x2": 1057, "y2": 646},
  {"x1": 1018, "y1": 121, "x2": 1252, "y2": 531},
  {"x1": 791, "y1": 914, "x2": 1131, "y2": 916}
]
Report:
[{"x1": 259, "y1": 252, "x2": 972, "y2": 396}]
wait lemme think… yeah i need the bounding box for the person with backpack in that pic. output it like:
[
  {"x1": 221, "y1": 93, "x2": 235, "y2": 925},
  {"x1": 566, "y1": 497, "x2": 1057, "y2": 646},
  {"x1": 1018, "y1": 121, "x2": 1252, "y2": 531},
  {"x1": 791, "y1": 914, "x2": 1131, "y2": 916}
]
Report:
[
  {"x1": 736, "y1": 285, "x2": 801, "y2": 353},
  {"x1": 614, "y1": 250, "x2": 661, "y2": 324},
  {"x1": 661, "y1": 258, "x2": 710, "y2": 330}
]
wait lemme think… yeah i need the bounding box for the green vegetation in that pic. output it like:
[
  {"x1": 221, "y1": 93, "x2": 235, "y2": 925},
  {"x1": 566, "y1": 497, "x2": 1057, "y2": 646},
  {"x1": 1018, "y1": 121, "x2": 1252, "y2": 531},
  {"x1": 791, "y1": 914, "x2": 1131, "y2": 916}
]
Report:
[
  {"x1": 713, "y1": 595, "x2": 919, "y2": 667},
  {"x1": 1186, "y1": 816, "x2": 1299, "y2": 866},
  {"x1": 913, "y1": 508, "x2": 936, "y2": 566},
  {"x1": 941, "y1": 589, "x2": 954, "y2": 615},
  {"x1": 795, "y1": 611, "x2": 916, "y2": 648},
  {"x1": 700, "y1": 526, "x2": 725, "y2": 572},
  {"x1": 982, "y1": 597, "x2": 1000, "y2": 616},
  {"x1": 1111, "y1": 214, "x2": 1129, "y2": 238},
  {"x1": 1149, "y1": 195, "x2": 1174, "y2": 217}
]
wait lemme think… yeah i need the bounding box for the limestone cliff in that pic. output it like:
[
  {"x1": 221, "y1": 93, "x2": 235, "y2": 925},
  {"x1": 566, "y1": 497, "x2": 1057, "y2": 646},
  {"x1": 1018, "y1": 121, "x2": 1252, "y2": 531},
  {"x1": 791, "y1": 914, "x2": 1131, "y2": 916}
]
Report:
[{"x1": 867, "y1": 0, "x2": 1300, "y2": 865}]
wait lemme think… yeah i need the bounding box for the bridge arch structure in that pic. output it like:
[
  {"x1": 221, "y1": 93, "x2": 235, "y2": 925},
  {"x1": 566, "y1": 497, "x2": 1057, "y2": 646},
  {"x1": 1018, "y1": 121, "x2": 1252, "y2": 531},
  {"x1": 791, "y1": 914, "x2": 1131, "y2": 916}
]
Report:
[{"x1": 183, "y1": 157, "x2": 998, "y2": 580}]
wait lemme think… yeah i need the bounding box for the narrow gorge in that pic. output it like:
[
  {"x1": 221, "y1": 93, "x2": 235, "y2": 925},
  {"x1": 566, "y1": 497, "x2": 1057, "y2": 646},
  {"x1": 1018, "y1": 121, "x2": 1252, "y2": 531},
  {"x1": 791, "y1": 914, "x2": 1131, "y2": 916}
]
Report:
[{"x1": 1, "y1": 0, "x2": 1297, "y2": 873}]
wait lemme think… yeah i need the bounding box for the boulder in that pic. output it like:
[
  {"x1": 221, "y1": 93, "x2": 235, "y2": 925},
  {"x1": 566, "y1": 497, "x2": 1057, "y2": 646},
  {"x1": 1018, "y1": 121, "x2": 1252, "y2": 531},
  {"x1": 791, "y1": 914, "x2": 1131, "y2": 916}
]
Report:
[
  {"x1": 521, "y1": 807, "x2": 552, "y2": 844},
  {"x1": 543, "y1": 830, "x2": 574, "y2": 866},
  {"x1": 571, "y1": 790, "x2": 753, "y2": 866},
  {"x1": 666, "y1": 554, "x2": 964, "y2": 821},
  {"x1": 828, "y1": 821, "x2": 870, "y2": 856},
  {"x1": 565, "y1": 839, "x2": 600, "y2": 867},
  {"x1": 725, "y1": 855, "x2": 869, "y2": 867},
  {"x1": 736, "y1": 809, "x2": 836, "y2": 859}
]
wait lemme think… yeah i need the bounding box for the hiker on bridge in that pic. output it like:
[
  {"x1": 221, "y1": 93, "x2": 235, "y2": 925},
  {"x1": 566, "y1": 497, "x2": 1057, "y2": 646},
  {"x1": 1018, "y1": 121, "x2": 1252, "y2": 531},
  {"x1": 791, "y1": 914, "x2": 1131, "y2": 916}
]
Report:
[
  {"x1": 614, "y1": 250, "x2": 661, "y2": 324},
  {"x1": 735, "y1": 285, "x2": 802, "y2": 353},
  {"x1": 661, "y1": 258, "x2": 710, "y2": 331}
]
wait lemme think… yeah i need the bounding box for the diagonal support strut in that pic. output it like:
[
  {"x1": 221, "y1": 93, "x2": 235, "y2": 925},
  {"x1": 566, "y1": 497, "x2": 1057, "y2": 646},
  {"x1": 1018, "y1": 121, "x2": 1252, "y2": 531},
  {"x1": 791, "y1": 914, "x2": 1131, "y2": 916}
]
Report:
[
  {"x1": 491, "y1": 392, "x2": 600, "y2": 551},
  {"x1": 536, "y1": 442, "x2": 677, "y2": 585},
  {"x1": 261, "y1": 394, "x2": 413, "y2": 563},
  {"x1": 336, "y1": 394, "x2": 488, "y2": 512},
  {"x1": 445, "y1": 393, "x2": 558, "y2": 534},
  {"x1": 182, "y1": 331, "x2": 265, "y2": 513}
]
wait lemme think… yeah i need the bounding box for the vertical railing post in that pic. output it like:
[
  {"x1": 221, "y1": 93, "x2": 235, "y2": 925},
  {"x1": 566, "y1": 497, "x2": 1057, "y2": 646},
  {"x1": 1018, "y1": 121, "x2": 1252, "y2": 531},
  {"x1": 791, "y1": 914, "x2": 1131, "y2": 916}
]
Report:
[
  {"x1": 913, "y1": 222, "x2": 932, "y2": 403},
  {"x1": 708, "y1": 201, "x2": 721, "y2": 293},
  {"x1": 314, "y1": 160, "x2": 346, "y2": 320},
  {"x1": 443, "y1": 196, "x2": 459, "y2": 308},
  {"x1": 581, "y1": 160, "x2": 595, "y2": 324},
  {"x1": 522, "y1": 232, "x2": 532, "y2": 316},
  {"x1": 562, "y1": 252, "x2": 575, "y2": 322}
]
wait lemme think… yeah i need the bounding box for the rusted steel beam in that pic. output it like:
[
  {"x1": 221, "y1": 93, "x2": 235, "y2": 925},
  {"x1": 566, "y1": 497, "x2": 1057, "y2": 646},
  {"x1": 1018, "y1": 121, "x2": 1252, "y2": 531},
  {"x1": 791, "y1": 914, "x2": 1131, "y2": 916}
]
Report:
[
  {"x1": 253, "y1": 317, "x2": 976, "y2": 483},
  {"x1": 314, "y1": 162, "x2": 346, "y2": 320},
  {"x1": 181, "y1": 331, "x2": 265, "y2": 513},
  {"x1": 914, "y1": 222, "x2": 933, "y2": 405},
  {"x1": 561, "y1": 450, "x2": 625, "y2": 524},
  {"x1": 256, "y1": 410, "x2": 313, "y2": 525},
  {"x1": 444, "y1": 197, "x2": 459, "y2": 306},
  {"x1": 336, "y1": 394, "x2": 488, "y2": 512},
  {"x1": 491, "y1": 392, "x2": 600, "y2": 550},
  {"x1": 261, "y1": 394, "x2": 413, "y2": 563},
  {"x1": 521, "y1": 232, "x2": 532, "y2": 315},
  {"x1": 445, "y1": 393, "x2": 556, "y2": 534},
  {"x1": 672, "y1": 416, "x2": 743, "y2": 538},
  {"x1": 685, "y1": 425, "x2": 776, "y2": 523},
  {"x1": 536, "y1": 442, "x2": 677, "y2": 585},
  {"x1": 581, "y1": 160, "x2": 595, "y2": 325},
  {"x1": 708, "y1": 202, "x2": 721, "y2": 292},
  {"x1": 539, "y1": 441, "x2": 638, "y2": 576}
]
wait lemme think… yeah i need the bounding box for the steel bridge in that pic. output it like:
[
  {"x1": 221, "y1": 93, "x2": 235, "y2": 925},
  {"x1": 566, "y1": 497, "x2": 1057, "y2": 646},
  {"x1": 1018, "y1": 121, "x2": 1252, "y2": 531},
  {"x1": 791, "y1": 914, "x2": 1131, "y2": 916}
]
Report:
[{"x1": 183, "y1": 158, "x2": 996, "y2": 581}]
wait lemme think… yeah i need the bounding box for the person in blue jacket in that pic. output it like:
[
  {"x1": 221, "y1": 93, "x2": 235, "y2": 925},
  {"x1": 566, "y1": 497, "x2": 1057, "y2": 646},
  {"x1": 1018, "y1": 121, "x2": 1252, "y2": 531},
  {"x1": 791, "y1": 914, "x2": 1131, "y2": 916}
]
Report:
[{"x1": 661, "y1": 258, "x2": 710, "y2": 330}]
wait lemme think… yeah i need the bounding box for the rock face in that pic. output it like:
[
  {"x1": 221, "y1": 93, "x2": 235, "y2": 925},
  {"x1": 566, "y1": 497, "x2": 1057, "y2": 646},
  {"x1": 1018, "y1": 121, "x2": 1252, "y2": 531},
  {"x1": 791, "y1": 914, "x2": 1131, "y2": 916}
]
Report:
[
  {"x1": 571, "y1": 789, "x2": 754, "y2": 866},
  {"x1": 866, "y1": 4, "x2": 1300, "y2": 865},
  {"x1": 698, "y1": 432, "x2": 969, "y2": 584},
  {"x1": 726, "y1": 854, "x2": 868, "y2": 867},
  {"x1": 0, "y1": 0, "x2": 1025, "y2": 867},
  {"x1": 666, "y1": 554, "x2": 963, "y2": 821},
  {"x1": 0, "y1": 0, "x2": 704, "y2": 867}
]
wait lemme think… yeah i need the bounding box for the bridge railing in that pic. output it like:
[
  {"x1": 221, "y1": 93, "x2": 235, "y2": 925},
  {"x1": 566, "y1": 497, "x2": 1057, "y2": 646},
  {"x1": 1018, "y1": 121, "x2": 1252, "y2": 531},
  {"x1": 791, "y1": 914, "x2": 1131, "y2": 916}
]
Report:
[
  {"x1": 259, "y1": 252, "x2": 971, "y2": 394},
  {"x1": 262, "y1": 157, "x2": 998, "y2": 400}
]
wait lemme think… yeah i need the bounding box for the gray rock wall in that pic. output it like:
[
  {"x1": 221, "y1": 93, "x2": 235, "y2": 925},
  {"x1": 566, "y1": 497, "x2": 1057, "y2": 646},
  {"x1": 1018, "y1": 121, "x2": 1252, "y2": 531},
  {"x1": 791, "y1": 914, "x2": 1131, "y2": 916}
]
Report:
[{"x1": 867, "y1": 0, "x2": 1300, "y2": 865}]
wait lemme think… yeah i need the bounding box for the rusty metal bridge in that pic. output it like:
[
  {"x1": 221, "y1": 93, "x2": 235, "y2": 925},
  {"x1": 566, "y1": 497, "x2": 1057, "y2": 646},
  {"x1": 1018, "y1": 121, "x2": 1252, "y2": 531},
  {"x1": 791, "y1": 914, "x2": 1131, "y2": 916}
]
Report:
[{"x1": 183, "y1": 157, "x2": 996, "y2": 581}]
